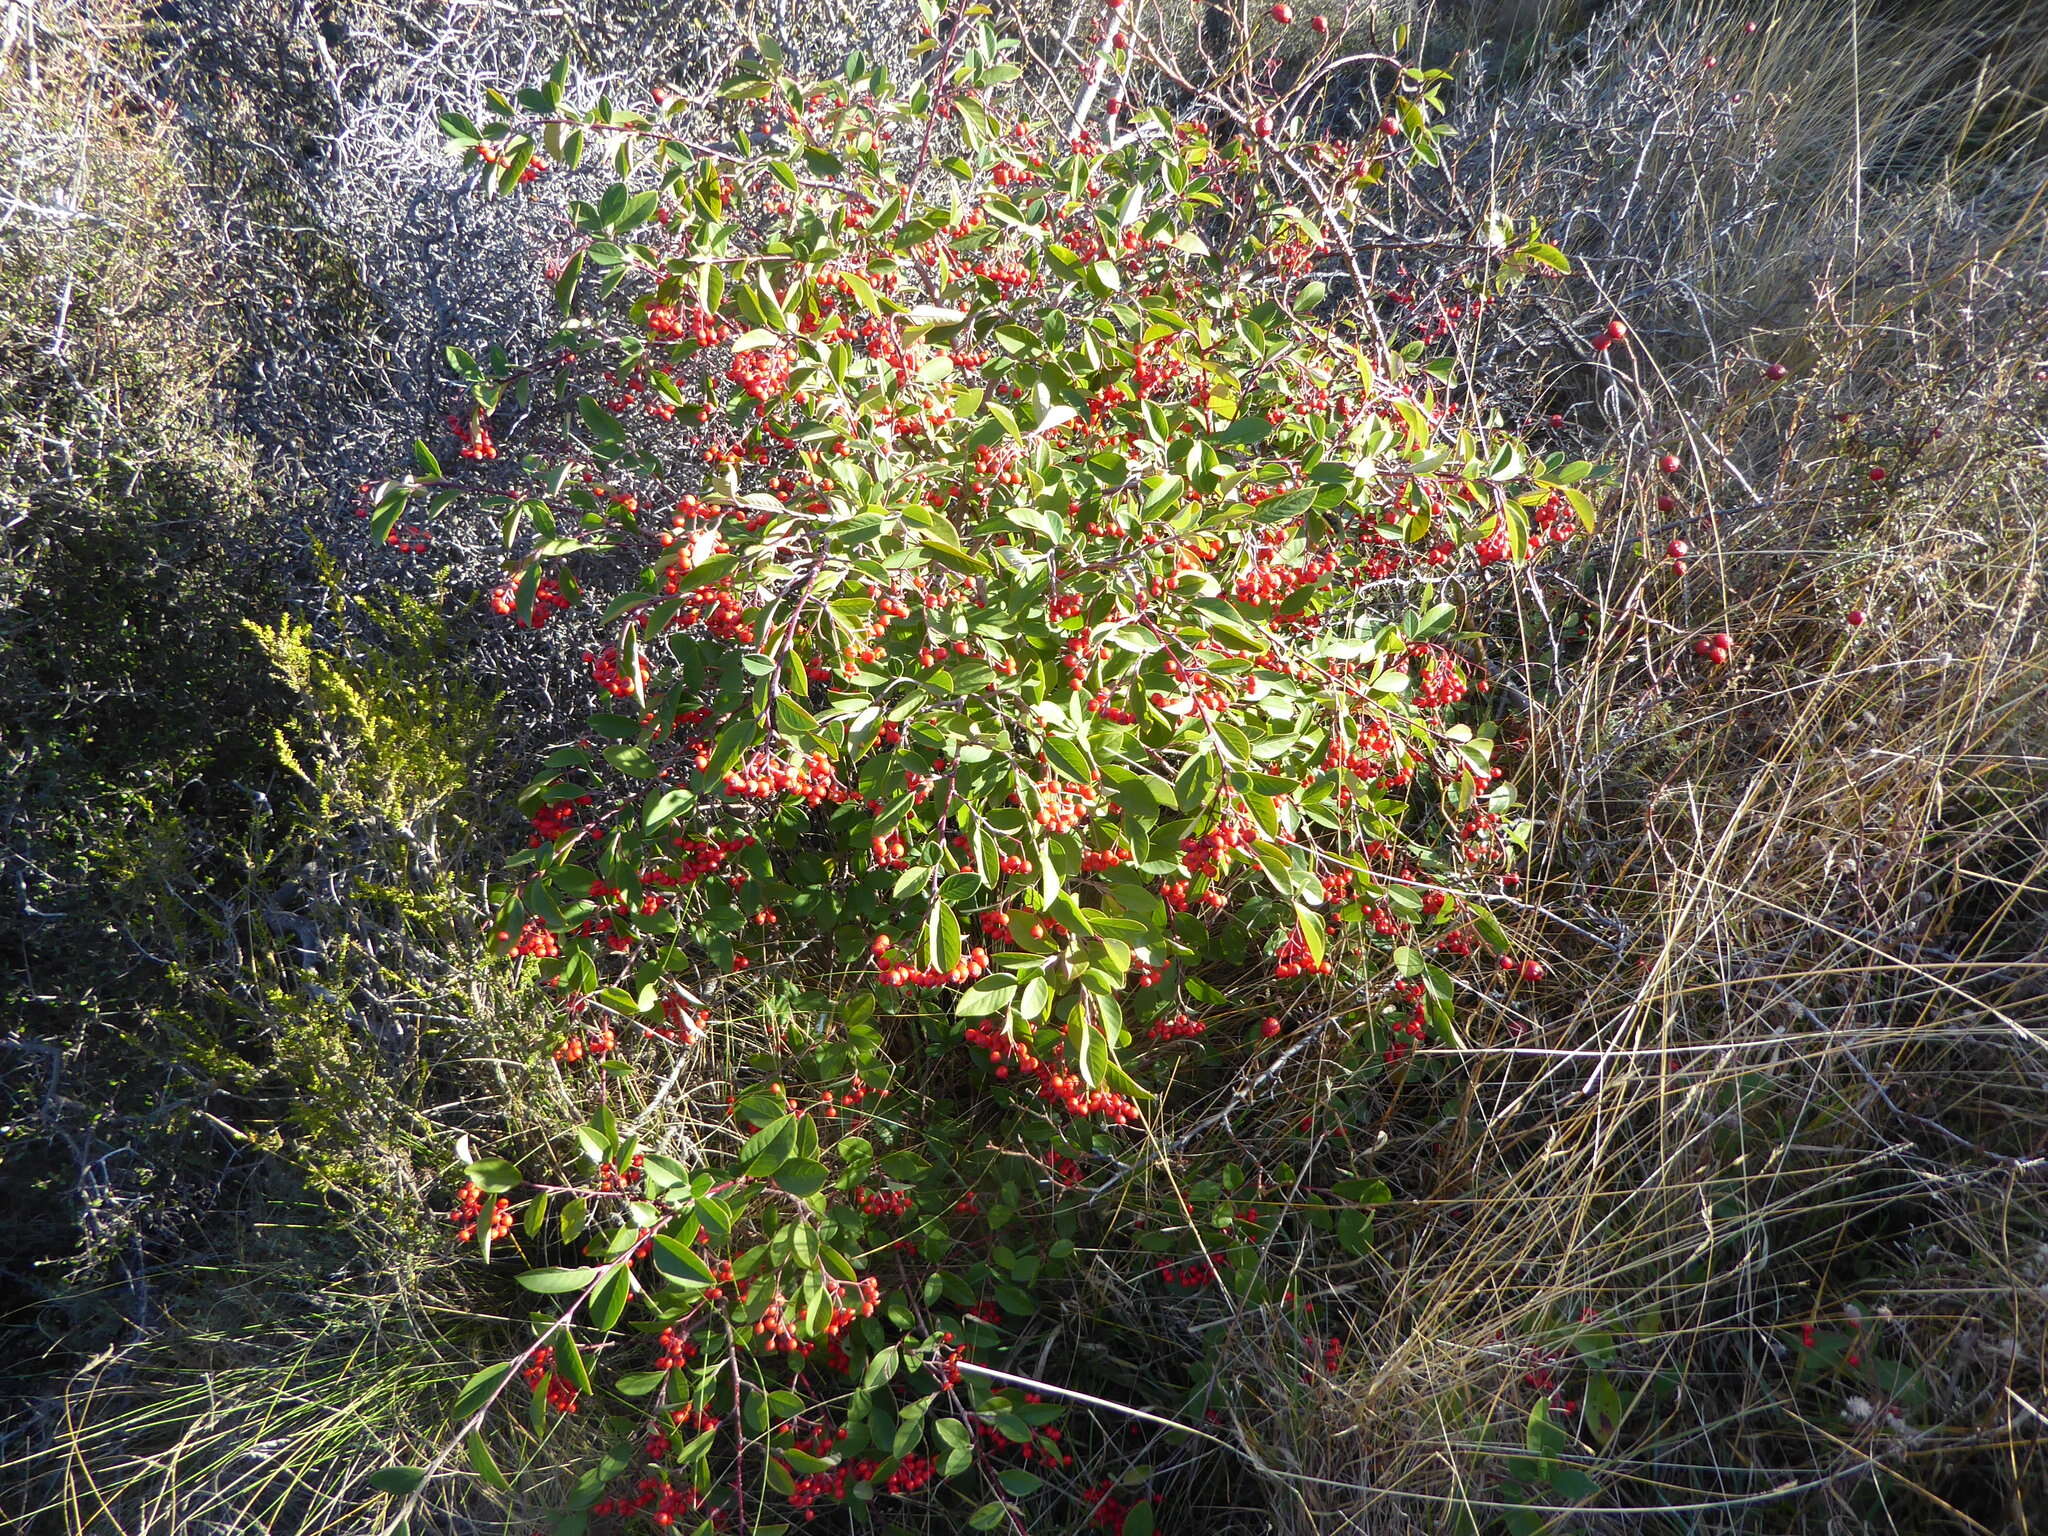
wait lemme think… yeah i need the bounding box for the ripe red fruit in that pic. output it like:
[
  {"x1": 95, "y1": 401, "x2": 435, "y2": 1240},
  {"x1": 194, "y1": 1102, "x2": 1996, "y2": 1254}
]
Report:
[
  {"x1": 1271, "y1": 3, "x2": 1294, "y2": 21},
  {"x1": 1666, "y1": 539, "x2": 1690, "y2": 558},
  {"x1": 1254, "y1": 113, "x2": 1275, "y2": 137},
  {"x1": 1310, "y1": 13, "x2": 1328, "y2": 33},
  {"x1": 1868, "y1": 467, "x2": 1887, "y2": 483},
  {"x1": 1605, "y1": 319, "x2": 1628, "y2": 342},
  {"x1": 1260, "y1": 1017, "x2": 1283, "y2": 1038},
  {"x1": 1547, "y1": 413, "x2": 1565, "y2": 429},
  {"x1": 1379, "y1": 115, "x2": 1401, "y2": 137},
  {"x1": 1764, "y1": 362, "x2": 1788, "y2": 381},
  {"x1": 1658, "y1": 453, "x2": 1682, "y2": 475},
  {"x1": 1708, "y1": 646, "x2": 1730, "y2": 665},
  {"x1": 1847, "y1": 609, "x2": 1866, "y2": 626},
  {"x1": 1712, "y1": 632, "x2": 1733, "y2": 648},
  {"x1": 1655, "y1": 493, "x2": 1676, "y2": 513}
]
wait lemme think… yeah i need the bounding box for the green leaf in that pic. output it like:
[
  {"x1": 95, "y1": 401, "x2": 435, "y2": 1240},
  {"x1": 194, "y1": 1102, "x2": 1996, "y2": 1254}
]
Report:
[
  {"x1": 864, "y1": 1345, "x2": 901, "y2": 1388},
  {"x1": 1292, "y1": 903, "x2": 1326, "y2": 965},
  {"x1": 1526, "y1": 1398, "x2": 1569, "y2": 1460},
  {"x1": 1083, "y1": 1019, "x2": 1111, "y2": 1086},
  {"x1": 925, "y1": 900, "x2": 963, "y2": 973},
  {"x1": 576, "y1": 395, "x2": 626, "y2": 444},
  {"x1": 939, "y1": 1437, "x2": 974, "y2": 1476},
  {"x1": 367, "y1": 484, "x2": 410, "y2": 545},
  {"x1": 741, "y1": 1113, "x2": 798, "y2": 1177},
  {"x1": 368, "y1": 1467, "x2": 427, "y2": 1496},
  {"x1": 590, "y1": 1264, "x2": 630, "y2": 1330},
  {"x1": 702, "y1": 718, "x2": 756, "y2": 783},
  {"x1": 1471, "y1": 904, "x2": 1512, "y2": 953},
  {"x1": 465, "y1": 1157, "x2": 523, "y2": 1193},
  {"x1": 553, "y1": 249, "x2": 585, "y2": 310},
  {"x1": 604, "y1": 744, "x2": 657, "y2": 777},
  {"x1": 1174, "y1": 750, "x2": 1220, "y2": 814},
  {"x1": 516, "y1": 1266, "x2": 601, "y2": 1293},
  {"x1": 1017, "y1": 974, "x2": 1051, "y2": 1020},
  {"x1": 453, "y1": 1362, "x2": 513, "y2": 1419},
  {"x1": 465, "y1": 1430, "x2": 513, "y2": 1492},
  {"x1": 643, "y1": 788, "x2": 693, "y2": 832},
  {"x1": 556, "y1": 1329, "x2": 592, "y2": 1393},
  {"x1": 775, "y1": 693, "x2": 822, "y2": 739},
  {"x1": 956, "y1": 975, "x2": 1017, "y2": 1017},
  {"x1": 773, "y1": 1159, "x2": 830, "y2": 1197},
  {"x1": 651, "y1": 1234, "x2": 716, "y2": 1287},
  {"x1": 1042, "y1": 735, "x2": 1093, "y2": 787}
]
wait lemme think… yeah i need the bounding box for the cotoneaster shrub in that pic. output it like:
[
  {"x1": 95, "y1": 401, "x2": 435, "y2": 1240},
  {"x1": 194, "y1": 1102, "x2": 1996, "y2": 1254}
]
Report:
[{"x1": 366, "y1": 12, "x2": 1599, "y2": 1532}]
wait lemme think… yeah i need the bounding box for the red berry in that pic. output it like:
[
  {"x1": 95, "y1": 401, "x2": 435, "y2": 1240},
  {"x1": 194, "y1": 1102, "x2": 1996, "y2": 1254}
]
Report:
[
  {"x1": 1658, "y1": 453, "x2": 1682, "y2": 475},
  {"x1": 1271, "y1": 2, "x2": 1294, "y2": 20},
  {"x1": 1847, "y1": 609, "x2": 1866, "y2": 626},
  {"x1": 1868, "y1": 467, "x2": 1887, "y2": 483},
  {"x1": 1547, "y1": 413, "x2": 1565, "y2": 429},
  {"x1": 1379, "y1": 115, "x2": 1401, "y2": 137},
  {"x1": 1764, "y1": 362, "x2": 1788, "y2": 381},
  {"x1": 1254, "y1": 113, "x2": 1275, "y2": 137},
  {"x1": 1310, "y1": 13, "x2": 1328, "y2": 32},
  {"x1": 1666, "y1": 539, "x2": 1689, "y2": 558},
  {"x1": 1655, "y1": 493, "x2": 1676, "y2": 513},
  {"x1": 1260, "y1": 1017, "x2": 1283, "y2": 1038},
  {"x1": 1605, "y1": 319, "x2": 1628, "y2": 342}
]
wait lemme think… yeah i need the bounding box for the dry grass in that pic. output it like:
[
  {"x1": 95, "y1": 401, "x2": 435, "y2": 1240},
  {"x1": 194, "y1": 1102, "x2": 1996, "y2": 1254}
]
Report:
[{"x1": 1192, "y1": 2, "x2": 2048, "y2": 1530}]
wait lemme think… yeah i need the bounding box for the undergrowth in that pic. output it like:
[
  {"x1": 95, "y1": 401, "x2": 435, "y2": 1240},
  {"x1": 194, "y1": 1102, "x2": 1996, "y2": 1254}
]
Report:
[{"x1": 2, "y1": 1, "x2": 2044, "y2": 1535}]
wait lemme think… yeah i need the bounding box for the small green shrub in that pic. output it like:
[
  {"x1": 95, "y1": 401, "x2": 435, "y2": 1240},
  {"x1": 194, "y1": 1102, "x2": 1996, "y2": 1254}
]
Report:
[{"x1": 369, "y1": 15, "x2": 1596, "y2": 1531}]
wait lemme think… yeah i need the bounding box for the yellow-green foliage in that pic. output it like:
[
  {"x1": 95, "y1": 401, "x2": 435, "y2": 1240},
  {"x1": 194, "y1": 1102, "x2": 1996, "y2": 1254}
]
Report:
[{"x1": 250, "y1": 568, "x2": 497, "y2": 846}]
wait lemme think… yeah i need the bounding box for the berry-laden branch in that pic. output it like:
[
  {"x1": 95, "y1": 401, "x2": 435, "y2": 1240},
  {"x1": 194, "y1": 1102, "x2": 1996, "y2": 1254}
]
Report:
[{"x1": 377, "y1": 8, "x2": 1602, "y2": 1532}]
